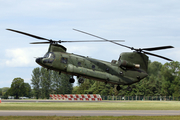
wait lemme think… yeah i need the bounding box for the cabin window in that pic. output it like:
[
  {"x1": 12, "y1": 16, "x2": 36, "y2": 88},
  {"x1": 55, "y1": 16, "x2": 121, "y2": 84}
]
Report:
[
  {"x1": 61, "y1": 57, "x2": 68, "y2": 64},
  {"x1": 92, "y1": 65, "x2": 95, "y2": 70},
  {"x1": 106, "y1": 68, "x2": 109, "y2": 73},
  {"x1": 78, "y1": 62, "x2": 81, "y2": 66}
]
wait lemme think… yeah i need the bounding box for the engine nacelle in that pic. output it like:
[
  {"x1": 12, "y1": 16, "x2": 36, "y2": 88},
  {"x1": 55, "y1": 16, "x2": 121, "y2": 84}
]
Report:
[{"x1": 118, "y1": 60, "x2": 140, "y2": 69}]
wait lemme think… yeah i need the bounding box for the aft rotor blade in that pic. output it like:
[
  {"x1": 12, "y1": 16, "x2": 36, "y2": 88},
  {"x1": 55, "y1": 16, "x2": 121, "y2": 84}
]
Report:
[
  {"x1": 142, "y1": 46, "x2": 174, "y2": 51},
  {"x1": 61, "y1": 40, "x2": 125, "y2": 43},
  {"x1": 143, "y1": 51, "x2": 173, "y2": 61},
  {"x1": 73, "y1": 29, "x2": 133, "y2": 49},
  {"x1": 30, "y1": 42, "x2": 51, "y2": 44},
  {"x1": 6, "y1": 29, "x2": 50, "y2": 41}
]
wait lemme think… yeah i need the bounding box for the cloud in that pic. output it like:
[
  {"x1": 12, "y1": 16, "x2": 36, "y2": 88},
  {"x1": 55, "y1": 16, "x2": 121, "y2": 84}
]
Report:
[{"x1": 5, "y1": 47, "x2": 47, "y2": 67}]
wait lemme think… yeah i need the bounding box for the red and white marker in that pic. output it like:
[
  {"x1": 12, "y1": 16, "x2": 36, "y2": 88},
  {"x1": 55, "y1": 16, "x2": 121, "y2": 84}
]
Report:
[{"x1": 50, "y1": 94, "x2": 102, "y2": 101}]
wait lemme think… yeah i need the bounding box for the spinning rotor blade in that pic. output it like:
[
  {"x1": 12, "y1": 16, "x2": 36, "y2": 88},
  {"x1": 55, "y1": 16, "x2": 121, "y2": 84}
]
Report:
[
  {"x1": 6, "y1": 29, "x2": 50, "y2": 41},
  {"x1": 73, "y1": 29, "x2": 132, "y2": 49},
  {"x1": 7, "y1": 28, "x2": 174, "y2": 61},
  {"x1": 60, "y1": 40, "x2": 125, "y2": 42},
  {"x1": 30, "y1": 42, "x2": 51, "y2": 44},
  {"x1": 142, "y1": 46, "x2": 174, "y2": 51},
  {"x1": 31, "y1": 40, "x2": 124, "y2": 44},
  {"x1": 73, "y1": 28, "x2": 174, "y2": 61},
  {"x1": 7, "y1": 29, "x2": 124, "y2": 44},
  {"x1": 143, "y1": 51, "x2": 173, "y2": 61}
]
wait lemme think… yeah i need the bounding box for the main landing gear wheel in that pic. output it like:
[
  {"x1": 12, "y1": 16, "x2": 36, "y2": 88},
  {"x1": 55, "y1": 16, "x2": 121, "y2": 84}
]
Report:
[
  {"x1": 116, "y1": 85, "x2": 121, "y2": 91},
  {"x1": 69, "y1": 78, "x2": 75, "y2": 83},
  {"x1": 78, "y1": 78, "x2": 84, "y2": 83}
]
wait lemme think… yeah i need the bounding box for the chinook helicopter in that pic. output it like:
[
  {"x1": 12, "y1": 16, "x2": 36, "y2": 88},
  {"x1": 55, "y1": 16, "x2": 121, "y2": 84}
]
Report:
[{"x1": 7, "y1": 29, "x2": 174, "y2": 91}]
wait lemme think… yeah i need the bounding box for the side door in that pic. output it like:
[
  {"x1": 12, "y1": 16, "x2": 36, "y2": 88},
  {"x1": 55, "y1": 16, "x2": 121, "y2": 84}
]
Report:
[{"x1": 60, "y1": 53, "x2": 69, "y2": 71}]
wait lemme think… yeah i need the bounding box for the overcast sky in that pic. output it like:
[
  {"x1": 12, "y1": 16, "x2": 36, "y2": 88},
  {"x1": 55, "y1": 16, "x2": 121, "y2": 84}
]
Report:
[{"x1": 0, "y1": 0, "x2": 179, "y2": 88}]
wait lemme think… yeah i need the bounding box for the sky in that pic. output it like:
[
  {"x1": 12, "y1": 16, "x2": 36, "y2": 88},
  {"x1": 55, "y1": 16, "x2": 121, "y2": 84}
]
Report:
[{"x1": 0, "y1": 0, "x2": 180, "y2": 88}]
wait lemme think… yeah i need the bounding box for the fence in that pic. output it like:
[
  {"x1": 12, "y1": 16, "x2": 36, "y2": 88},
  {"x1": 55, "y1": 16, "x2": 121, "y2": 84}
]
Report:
[{"x1": 101, "y1": 96, "x2": 180, "y2": 101}]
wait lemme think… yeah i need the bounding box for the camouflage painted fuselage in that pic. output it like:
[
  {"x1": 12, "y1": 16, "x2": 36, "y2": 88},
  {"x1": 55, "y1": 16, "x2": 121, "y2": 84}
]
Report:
[{"x1": 36, "y1": 44, "x2": 148, "y2": 85}]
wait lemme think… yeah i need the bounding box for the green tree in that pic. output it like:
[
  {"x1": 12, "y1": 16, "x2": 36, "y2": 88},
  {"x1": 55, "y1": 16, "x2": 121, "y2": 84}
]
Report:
[
  {"x1": 24, "y1": 83, "x2": 31, "y2": 98},
  {"x1": 59, "y1": 73, "x2": 73, "y2": 94},
  {"x1": 74, "y1": 78, "x2": 95, "y2": 94},
  {"x1": 172, "y1": 71, "x2": 180, "y2": 98},
  {"x1": 0, "y1": 88, "x2": 2, "y2": 96},
  {"x1": 99, "y1": 83, "x2": 114, "y2": 96},
  {"x1": 3, "y1": 88, "x2": 11, "y2": 99},
  {"x1": 10, "y1": 77, "x2": 25, "y2": 99},
  {"x1": 2, "y1": 87, "x2": 10, "y2": 96},
  {"x1": 31, "y1": 67, "x2": 41, "y2": 99},
  {"x1": 161, "y1": 61, "x2": 180, "y2": 96},
  {"x1": 148, "y1": 61, "x2": 162, "y2": 76},
  {"x1": 117, "y1": 61, "x2": 163, "y2": 96},
  {"x1": 31, "y1": 67, "x2": 73, "y2": 99},
  {"x1": 51, "y1": 71, "x2": 61, "y2": 94},
  {"x1": 144, "y1": 61, "x2": 162, "y2": 96},
  {"x1": 40, "y1": 67, "x2": 52, "y2": 99},
  {"x1": 51, "y1": 71, "x2": 73, "y2": 94}
]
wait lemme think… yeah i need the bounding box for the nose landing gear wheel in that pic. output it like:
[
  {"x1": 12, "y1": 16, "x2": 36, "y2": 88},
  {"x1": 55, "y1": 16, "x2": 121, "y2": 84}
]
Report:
[{"x1": 116, "y1": 85, "x2": 121, "y2": 91}]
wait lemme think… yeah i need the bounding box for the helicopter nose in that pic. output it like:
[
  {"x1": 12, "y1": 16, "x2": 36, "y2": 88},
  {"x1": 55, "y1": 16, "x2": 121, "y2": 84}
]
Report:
[{"x1": 36, "y1": 57, "x2": 42, "y2": 64}]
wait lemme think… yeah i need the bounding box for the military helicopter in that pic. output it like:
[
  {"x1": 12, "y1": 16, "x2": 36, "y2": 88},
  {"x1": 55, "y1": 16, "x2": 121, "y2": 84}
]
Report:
[{"x1": 7, "y1": 29, "x2": 174, "y2": 91}]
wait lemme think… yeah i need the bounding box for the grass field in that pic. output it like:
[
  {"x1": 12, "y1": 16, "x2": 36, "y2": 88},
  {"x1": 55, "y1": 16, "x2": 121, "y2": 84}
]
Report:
[
  {"x1": 0, "y1": 101, "x2": 180, "y2": 110},
  {"x1": 0, "y1": 101, "x2": 180, "y2": 120}
]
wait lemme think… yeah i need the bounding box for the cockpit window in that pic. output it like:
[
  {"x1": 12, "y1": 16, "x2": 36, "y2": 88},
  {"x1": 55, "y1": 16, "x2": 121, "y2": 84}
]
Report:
[
  {"x1": 44, "y1": 52, "x2": 55, "y2": 58},
  {"x1": 43, "y1": 52, "x2": 55, "y2": 63},
  {"x1": 61, "y1": 57, "x2": 68, "y2": 64}
]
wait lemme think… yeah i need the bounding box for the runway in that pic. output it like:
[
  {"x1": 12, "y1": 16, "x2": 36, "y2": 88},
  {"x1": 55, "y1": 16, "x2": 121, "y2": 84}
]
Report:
[{"x1": 0, "y1": 110, "x2": 180, "y2": 116}]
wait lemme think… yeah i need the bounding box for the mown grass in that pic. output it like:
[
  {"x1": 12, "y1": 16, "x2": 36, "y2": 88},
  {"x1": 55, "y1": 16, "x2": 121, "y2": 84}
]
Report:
[
  {"x1": 1, "y1": 116, "x2": 180, "y2": 120},
  {"x1": 0, "y1": 101, "x2": 180, "y2": 110}
]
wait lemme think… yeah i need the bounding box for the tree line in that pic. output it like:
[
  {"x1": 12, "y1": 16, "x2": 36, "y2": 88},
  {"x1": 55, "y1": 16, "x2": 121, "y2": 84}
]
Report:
[
  {"x1": 2, "y1": 67, "x2": 73, "y2": 99},
  {"x1": 73, "y1": 61, "x2": 180, "y2": 97},
  {"x1": 1, "y1": 61, "x2": 180, "y2": 99}
]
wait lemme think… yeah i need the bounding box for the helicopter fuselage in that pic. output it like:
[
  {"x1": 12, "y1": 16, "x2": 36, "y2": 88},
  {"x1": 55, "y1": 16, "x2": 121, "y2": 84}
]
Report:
[{"x1": 36, "y1": 44, "x2": 148, "y2": 85}]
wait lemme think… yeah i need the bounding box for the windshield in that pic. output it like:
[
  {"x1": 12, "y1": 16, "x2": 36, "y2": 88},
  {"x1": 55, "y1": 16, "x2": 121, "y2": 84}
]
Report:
[{"x1": 43, "y1": 52, "x2": 55, "y2": 63}]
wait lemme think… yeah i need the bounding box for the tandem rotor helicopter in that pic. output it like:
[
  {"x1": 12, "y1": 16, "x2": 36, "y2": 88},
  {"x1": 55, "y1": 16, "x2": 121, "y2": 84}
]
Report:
[{"x1": 7, "y1": 28, "x2": 174, "y2": 91}]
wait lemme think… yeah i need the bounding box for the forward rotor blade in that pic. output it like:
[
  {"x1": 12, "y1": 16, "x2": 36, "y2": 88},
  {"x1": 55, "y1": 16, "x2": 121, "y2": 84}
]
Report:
[
  {"x1": 143, "y1": 51, "x2": 173, "y2": 61},
  {"x1": 6, "y1": 29, "x2": 49, "y2": 41},
  {"x1": 142, "y1": 46, "x2": 174, "y2": 51},
  {"x1": 73, "y1": 29, "x2": 133, "y2": 49},
  {"x1": 61, "y1": 40, "x2": 125, "y2": 43},
  {"x1": 30, "y1": 42, "x2": 51, "y2": 44}
]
